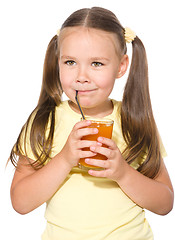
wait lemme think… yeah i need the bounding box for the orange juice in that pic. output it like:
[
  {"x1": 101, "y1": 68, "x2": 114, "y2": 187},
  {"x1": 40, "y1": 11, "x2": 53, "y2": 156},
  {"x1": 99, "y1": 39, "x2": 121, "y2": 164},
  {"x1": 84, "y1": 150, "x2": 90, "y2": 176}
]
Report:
[{"x1": 79, "y1": 119, "x2": 114, "y2": 170}]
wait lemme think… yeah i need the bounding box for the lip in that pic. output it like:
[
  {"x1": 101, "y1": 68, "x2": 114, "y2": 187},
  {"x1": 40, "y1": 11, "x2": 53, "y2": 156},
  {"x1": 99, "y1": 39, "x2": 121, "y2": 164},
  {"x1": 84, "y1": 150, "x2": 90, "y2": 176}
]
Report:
[{"x1": 76, "y1": 89, "x2": 97, "y2": 94}]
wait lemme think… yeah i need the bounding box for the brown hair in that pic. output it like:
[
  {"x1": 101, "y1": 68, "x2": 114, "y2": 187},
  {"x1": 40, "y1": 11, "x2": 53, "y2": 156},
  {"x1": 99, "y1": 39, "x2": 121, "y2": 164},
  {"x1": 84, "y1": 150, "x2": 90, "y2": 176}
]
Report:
[{"x1": 10, "y1": 7, "x2": 161, "y2": 178}]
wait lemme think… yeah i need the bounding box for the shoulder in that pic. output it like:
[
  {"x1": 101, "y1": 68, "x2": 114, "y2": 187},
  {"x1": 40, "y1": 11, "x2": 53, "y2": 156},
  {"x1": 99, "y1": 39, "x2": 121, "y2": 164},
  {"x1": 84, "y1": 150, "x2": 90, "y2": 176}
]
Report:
[
  {"x1": 55, "y1": 100, "x2": 73, "y2": 124},
  {"x1": 110, "y1": 99, "x2": 121, "y2": 124},
  {"x1": 111, "y1": 99, "x2": 121, "y2": 108},
  {"x1": 111, "y1": 99, "x2": 121, "y2": 116},
  {"x1": 54, "y1": 100, "x2": 80, "y2": 132},
  {"x1": 55, "y1": 100, "x2": 71, "y2": 116}
]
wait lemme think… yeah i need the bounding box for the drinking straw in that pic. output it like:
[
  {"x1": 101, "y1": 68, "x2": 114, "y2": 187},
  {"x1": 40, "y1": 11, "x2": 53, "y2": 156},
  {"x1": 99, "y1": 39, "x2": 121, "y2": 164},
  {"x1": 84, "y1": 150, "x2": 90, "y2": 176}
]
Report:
[{"x1": 75, "y1": 90, "x2": 86, "y2": 120}]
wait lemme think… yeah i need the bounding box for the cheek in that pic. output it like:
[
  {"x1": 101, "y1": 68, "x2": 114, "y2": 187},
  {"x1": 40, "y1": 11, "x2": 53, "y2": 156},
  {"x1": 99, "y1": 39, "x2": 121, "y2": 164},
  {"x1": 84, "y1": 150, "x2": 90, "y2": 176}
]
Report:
[
  {"x1": 95, "y1": 72, "x2": 116, "y2": 90},
  {"x1": 59, "y1": 68, "x2": 72, "y2": 89},
  {"x1": 95, "y1": 65, "x2": 117, "y2": 84},
  {"x1": 59, "y1": 77, "x2": 70, "y2": 95}
]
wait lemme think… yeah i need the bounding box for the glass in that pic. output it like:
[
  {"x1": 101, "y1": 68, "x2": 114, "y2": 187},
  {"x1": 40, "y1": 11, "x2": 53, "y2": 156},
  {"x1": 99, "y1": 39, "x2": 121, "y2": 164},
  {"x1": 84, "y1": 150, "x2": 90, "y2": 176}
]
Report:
[{"x1": 79, "y1": 117, "x2": 114, "y2": 171}]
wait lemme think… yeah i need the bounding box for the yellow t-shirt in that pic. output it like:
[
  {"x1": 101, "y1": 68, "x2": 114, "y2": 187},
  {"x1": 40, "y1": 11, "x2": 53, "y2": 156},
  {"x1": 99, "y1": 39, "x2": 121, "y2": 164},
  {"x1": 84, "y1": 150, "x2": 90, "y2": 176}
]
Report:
[{"x1": 21, "y1": 100, "x2": 166, "y2": 240}]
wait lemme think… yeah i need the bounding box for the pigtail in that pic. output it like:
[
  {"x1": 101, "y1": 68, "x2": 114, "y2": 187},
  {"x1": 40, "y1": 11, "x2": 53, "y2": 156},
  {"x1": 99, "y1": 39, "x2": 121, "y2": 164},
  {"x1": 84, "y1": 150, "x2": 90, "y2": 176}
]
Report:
[
  {"x1": 9, "y1": 7, "x2": 162, "y2": 176},
  {"x1": 10, "y1": 35, "x2": 62, "y2": 168},
  {"x1": 38, "y1": 35, "x2": 62, "y2": 106},
  {"x1": 121, "y1": 37, "x2": 161, "y2": 178}
]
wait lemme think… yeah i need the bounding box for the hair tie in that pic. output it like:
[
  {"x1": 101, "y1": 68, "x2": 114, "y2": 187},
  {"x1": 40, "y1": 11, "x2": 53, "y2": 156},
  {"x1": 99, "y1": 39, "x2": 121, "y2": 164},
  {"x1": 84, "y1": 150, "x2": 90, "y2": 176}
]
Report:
[
  {"x1": 124, "y1": 27, "x2": 136, "y2": 43},
  {"x1": 56, "y1": 29, "x2": 60, "y2": 36}
]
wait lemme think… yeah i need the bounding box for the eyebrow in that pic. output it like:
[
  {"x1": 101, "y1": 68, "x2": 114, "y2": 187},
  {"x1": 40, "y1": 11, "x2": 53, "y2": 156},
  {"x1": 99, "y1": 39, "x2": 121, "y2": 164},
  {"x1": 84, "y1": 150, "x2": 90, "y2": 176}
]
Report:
[
  {"x1": 60, "y1": 55, "x2": 75, "y2": 60},
  {"x1": 60, "y1": 55, "x2": 110, "y2": 62},
  {"x1": 90, "y1": 57, "x2": 110, "y2": 62}
]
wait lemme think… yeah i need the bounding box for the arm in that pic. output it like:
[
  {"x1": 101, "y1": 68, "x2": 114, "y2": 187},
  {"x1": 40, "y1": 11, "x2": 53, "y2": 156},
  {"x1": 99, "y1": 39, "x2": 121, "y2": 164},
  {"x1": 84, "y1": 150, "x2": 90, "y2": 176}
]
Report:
[
  {"x1": 11, "y1": 154, "x2": 72, "y2": 215},
  {"x1": 85, "y1": 137, "x2": 174, "y2": 215},
  {"x1": 11, "y1": 120, "x2": 99, "y2": 214},
  {"x1": 114, "y1": 159, "x2": 174, "y2": 215}
]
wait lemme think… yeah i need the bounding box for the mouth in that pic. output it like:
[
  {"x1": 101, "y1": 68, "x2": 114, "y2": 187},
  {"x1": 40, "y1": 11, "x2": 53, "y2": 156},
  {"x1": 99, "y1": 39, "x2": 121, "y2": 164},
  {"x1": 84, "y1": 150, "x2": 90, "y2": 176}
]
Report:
[{"x1": 75, "y1": 89, "x2": 97, "y2": 94}]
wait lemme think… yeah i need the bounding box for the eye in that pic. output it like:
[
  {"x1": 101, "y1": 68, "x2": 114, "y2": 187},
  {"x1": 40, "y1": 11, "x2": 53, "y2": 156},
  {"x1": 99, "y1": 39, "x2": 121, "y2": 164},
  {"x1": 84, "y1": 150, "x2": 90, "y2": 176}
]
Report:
[
  {"x1": 92, "y1": 62, "x2": 103, "y2": 67},
  {"x1": 65, "y1": 60, "x2": 76, "y2": 66}
]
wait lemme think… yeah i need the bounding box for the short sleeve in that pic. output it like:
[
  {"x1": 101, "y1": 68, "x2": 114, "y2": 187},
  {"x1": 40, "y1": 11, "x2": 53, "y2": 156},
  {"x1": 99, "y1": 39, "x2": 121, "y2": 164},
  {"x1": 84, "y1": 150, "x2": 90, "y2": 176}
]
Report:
[
  {"x1": 159, "y1": 136, "x2": 167, "y2": 158},
  {"x1": 14, "y1": 111, "x2": 39, "y2": 161}
]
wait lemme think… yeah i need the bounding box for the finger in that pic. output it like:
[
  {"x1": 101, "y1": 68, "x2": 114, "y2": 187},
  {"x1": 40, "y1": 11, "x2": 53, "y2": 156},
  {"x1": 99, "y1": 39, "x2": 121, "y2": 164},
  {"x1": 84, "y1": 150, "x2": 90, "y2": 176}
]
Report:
[
  {"x1": 85, "y1": 158, "x2": 110, "y2": 169},
  {"x1": 88, "y1": 168, "x2": 110, "y2": 178},
  {"x1": 76, "y1": 127, "x2": 98, "y2": 139},
  {"x1": 90, "y1": 145, "x2": 113, "y2": 159},
  {"x1": 79, "y1": 151, "x2": 97, "y2": 159},
  {"x1": 97, "y1": 137, "x2": 117, "y2": 149},
  {"x1": 73, "y1": 120, "x2": 92, "y2": 130},
  {"x1": 77, "y1": 140, "x2": 102, "y2": 149}
]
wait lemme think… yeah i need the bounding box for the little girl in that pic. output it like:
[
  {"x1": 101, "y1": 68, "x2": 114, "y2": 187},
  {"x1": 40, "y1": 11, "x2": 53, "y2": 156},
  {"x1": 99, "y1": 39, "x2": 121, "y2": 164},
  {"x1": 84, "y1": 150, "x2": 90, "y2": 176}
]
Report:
[{"x1": 10, "y1": 7, "x2": 173, "y2": 240}]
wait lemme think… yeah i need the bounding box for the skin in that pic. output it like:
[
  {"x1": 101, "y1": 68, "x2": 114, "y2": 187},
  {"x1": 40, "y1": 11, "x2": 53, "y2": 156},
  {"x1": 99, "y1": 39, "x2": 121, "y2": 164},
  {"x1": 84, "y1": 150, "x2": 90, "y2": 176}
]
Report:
[
  {"x1": 59, "y1": 27, "x2": 128, "y2": 117},
  {"x1": 11, "y1": 27, "x2": 174, "y2": 216}
]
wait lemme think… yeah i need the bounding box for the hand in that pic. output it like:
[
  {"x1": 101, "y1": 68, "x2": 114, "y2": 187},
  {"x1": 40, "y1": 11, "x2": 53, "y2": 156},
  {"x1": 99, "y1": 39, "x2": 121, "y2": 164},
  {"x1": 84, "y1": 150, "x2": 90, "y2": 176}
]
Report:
[
  {"x1": 85, "y1": 137, "x2": 127, "y2": 181},
  {"x1": 59, "y1": 120, "x2": 102, "y2": 169}
]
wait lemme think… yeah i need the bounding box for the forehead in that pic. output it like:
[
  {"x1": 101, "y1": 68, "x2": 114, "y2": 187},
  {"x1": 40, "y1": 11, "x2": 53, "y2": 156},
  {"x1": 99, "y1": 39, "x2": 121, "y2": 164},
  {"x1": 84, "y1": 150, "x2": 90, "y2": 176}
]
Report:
[{"x1": 58, "y1": 27, "x2": 121, "y2": 57}]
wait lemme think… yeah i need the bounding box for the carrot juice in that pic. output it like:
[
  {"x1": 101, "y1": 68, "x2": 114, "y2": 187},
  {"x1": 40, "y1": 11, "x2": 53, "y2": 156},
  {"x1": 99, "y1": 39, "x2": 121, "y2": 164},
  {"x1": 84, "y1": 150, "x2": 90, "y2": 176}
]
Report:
[{"x1": 79, "y1": 118, "x2": 114, "y2": 170}]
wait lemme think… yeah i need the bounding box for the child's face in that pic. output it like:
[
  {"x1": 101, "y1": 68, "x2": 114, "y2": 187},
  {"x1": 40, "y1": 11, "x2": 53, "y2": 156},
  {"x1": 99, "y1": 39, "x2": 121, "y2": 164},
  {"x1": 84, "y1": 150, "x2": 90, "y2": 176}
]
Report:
[{"x1": 58, "y1": 27, "x2": 126, "y2": 115}]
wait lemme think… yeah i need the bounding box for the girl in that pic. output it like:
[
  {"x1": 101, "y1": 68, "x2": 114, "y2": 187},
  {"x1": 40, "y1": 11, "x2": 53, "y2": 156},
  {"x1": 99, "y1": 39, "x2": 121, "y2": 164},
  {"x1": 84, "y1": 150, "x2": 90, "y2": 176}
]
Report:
[{"x1": 9, "y1": 7, "x2": 173, "y2": 240}]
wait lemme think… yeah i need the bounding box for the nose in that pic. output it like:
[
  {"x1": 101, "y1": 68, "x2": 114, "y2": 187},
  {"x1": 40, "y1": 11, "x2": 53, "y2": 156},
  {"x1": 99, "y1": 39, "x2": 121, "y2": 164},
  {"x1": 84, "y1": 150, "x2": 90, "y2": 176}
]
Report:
[{"x1": 76, "y1": 66, "x2": 89, "y2": 83}]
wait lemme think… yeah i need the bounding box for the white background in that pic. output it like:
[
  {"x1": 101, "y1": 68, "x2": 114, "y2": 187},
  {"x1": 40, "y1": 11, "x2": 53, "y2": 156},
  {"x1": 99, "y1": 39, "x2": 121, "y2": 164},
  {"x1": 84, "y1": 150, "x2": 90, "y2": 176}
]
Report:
[{"x1": 0, "y1": 0, "x2": 174, "y2": 239}]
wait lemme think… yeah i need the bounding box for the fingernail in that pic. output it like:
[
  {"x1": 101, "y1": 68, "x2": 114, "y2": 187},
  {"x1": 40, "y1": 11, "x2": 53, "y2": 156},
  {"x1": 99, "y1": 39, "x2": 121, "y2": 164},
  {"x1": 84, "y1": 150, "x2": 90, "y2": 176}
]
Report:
[
  {"x1": 98, "y1": 137, "x2": 103, "y2": 141},
  {"x1": 97, "y1": 142, "x2": 102, "y2": 146},
  {"x1": 86, "y1": 120, "x2": 91, "y2": 124},
  {"x1": 91, "y1": 146, "x2": 95, "y2": 151},
  {"x1": 94, "y1": 128, "x2": 98, "y2": 133}
]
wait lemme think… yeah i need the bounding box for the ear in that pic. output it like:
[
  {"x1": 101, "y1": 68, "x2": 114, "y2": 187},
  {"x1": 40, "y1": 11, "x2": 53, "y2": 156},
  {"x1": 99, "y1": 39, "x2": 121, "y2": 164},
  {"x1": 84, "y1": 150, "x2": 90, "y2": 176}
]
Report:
[{"x1": 116, "y1": 54, "x2": 129, "y2": 79}]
